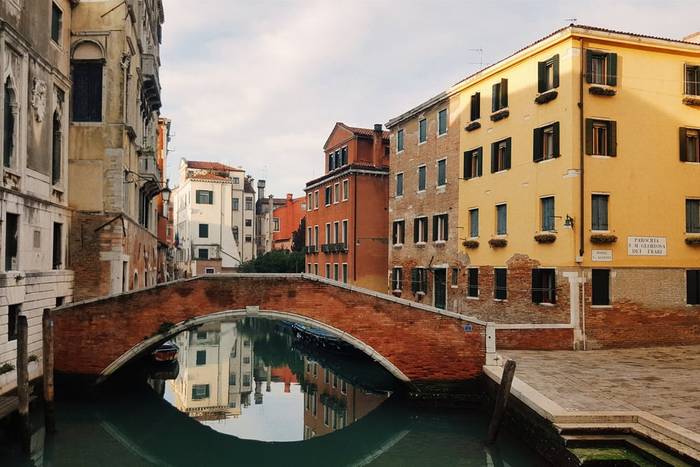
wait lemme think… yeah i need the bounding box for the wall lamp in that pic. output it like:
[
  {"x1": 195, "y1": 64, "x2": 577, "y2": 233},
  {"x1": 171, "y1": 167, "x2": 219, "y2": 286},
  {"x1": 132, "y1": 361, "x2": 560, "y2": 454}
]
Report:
[{"x1": 124, "y1": 169, "x2": 171, "y2": 202}]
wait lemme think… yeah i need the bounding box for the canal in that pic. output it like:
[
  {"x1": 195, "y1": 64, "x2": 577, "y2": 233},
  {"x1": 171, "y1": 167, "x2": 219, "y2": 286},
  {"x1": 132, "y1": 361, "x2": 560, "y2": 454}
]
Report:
[{"x1": 1, "y1": 318, "x2": 548, "y2": 466}]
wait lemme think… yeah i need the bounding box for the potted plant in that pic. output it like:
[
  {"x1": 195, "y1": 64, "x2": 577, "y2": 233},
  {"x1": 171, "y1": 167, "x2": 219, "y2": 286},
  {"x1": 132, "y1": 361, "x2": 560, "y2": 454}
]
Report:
[
  {"x1": 685, "y1": 236, "x2": 700, "y2": 246},
  {"x1": 463, "y1": 239, "x2": 479, "y2": 249},
  {"x1": 590, "y1": 233, "x2": 618, "y2": 244},
  {"x1": 488, "y1": 238, "x2": 508, "y2": 248},
  {"x1": 534, "y1": 233, "x2": 557, "y2": 244},
  {"x1": 534, "y1": 89, "x2": 558, "y2": 104}
]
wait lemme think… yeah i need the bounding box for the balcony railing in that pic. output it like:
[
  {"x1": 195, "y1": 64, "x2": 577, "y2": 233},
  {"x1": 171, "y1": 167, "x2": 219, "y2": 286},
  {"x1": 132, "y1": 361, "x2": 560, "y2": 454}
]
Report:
[{"x1": 320, "y1": 243, "x2": 348, "y2": 253}]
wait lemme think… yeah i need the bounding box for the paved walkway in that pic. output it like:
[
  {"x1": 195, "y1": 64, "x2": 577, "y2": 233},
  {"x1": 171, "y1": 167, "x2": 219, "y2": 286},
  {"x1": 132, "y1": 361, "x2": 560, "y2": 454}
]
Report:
[{"x1": 502, "y1": 345, "x2": 700, "y2": 433}]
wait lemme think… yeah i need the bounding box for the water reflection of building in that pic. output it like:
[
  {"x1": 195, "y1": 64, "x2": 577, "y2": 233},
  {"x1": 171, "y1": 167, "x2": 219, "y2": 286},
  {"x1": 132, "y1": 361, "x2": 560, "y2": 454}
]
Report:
[
  {"x1": 301, "y1": 356, "x2": 387, "y2": 440},
  {"x1": 169, "y1": 321, "x2": 256, "y2": 421}
]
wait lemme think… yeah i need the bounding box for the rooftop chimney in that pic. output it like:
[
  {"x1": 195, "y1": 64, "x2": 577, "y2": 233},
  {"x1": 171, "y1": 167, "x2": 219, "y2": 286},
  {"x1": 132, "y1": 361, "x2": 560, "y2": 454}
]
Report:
[
  {"x1": 683, "y1": 32, "x2": 700, "y2": 43},
  {"x1": 372, "y1": 123, "x2": 384, "y2": 167},
  {"x1": 257, "y1": 179, "x2": 266, "y2": 201}
]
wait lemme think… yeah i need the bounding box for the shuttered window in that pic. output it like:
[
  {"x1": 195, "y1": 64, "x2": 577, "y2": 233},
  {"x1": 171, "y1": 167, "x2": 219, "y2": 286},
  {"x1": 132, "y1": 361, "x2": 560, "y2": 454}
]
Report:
[
  {"x1": 464, "y1": 147, "x2": 483, "y2": 179},
  {"x1": 533, "y1": 123, "x2": 560, "y2": 162},
  {"x1": 413, "y1": 217, "x2": 428, "y2": 243},
  {"x1": 396, "y1": 173, "x2": 404, "y2": 196},
  {"x1": 585, "y1": 119, "x2": 617, "y2": 156},
  {"x1": 492, "y1": 78, "x2": 508, "y2": 112},
  {"x1": 688, "y1": 270, "x2": 700, "y2": 305},
  {"x1": 586, "y1": 50, "x2": 617, "y2": 86},
  {"x1": 432, "y1": 214, "x2": 448, "y2": 242},
  {"x1": 496, "y1": 204, "x2": 507, "y2": 235},
  {"x1": 419, "y1": 119, "x2": 427, "y2": 143},
  {"x1": 51, "y1": 3, "x2": 62, "y2": 44},
  {"x1": 532, "y1": 268, "x2": 556, "y2": 304},
  {"x1": 469, "y1": 208, "x2": 479, "y2": 238},
  {"x1": 592, "y1": 269, "x2": 611, "y2": 306},
  {"x1": 196, "y1": 350, "x2": 206, "y2": 365},
  {"x1": 4, "y1": 78, "x2": 15, "y2": 168},
  {"x1": 491, "y1": 138, "x2": 511, "y2": 172},
  {"x1": 391, "y1": 267, "x2": 403, "y2": 291},
  {"x1": 687, "y1": 199, "x2": 700, "y2": 233},
  {"x1": 470, "y1": 92, "x2": 480, "y2": 121},
  {"x1": 679, "y1": 128, "x2": 700, "y2": 163},
  {"x1": 392, "y1": 220, "x2": 405, "y2": 245},
  {"x1": 437, "y1": 159, "x2": 446, "y2": 186},
  {"x1": 467, "y1": 268, "x2": 479, "y2": 298},
  {"x1": 192, "y1": 384, "x2": 210, "y2": 400},
  {"x1": 537, "y1": 54, "x2": 560, "y2": 93},
  {"x1": 397, "y1": 129, "x2": 404, "y2": 152},
  {"x1": 72, "y1": 61, "x2": 103, "y2": 122},
  {"x1": 494, "y1": 268, "x2": 507, "y2": 300},
  {"x1": 411, "y1": 268, "x2": 428, "y2": 293},
  {"x1": 196, "y1": 190, "x2": 213, "y2": 204},
  {"x1": 541, "y1": 197, "x2": 555, "y2": 231},
  {"x1": 438, "y1": 109, "x2": 448, "y2": 135},
  {"x1": 685, "y1": 65, "x2": 699, "y2": 96},
  {"x1": 592, "y1": 194, "x2": 609, "y2": 231},
  {"x1": 418, "y1": 165, "x2": 426, "y2": 191}
]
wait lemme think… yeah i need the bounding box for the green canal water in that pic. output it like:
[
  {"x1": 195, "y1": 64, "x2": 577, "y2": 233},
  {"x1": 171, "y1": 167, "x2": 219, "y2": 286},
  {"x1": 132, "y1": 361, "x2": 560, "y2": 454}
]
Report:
[{"x1": 1, "y1": 318, "x2": 549, "y2": 466}]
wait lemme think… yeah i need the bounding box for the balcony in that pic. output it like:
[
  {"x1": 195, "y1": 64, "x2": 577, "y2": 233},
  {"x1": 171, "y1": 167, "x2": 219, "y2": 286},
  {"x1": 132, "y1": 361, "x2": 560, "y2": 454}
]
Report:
[
  {"x1": 305, "y1": 245, "x2": 318, "y2": 254},
  {"x1": 141, "y1": 54, "x2": 162, "y2": 113}
]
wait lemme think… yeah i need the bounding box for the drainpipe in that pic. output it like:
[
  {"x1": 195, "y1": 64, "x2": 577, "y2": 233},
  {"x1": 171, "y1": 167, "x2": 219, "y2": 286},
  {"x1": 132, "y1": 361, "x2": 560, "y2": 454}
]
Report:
[
  {"x1": 353, "y1": 172, "x2": 358, "y2": 282},
  {"x1": 579, "y1": 37, "x2": 587, "y2": 350}
]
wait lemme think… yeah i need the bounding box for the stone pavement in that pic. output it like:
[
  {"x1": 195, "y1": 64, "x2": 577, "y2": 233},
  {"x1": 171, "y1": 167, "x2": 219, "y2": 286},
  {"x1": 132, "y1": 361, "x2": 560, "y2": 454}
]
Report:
[{"x1": 502, "y1": 345, "x2": 700, "y2": 433}]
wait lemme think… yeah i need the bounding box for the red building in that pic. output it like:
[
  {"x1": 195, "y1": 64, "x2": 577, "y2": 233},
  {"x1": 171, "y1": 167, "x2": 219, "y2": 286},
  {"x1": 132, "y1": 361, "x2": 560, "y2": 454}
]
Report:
[
  {"x1": 304, "y1": 123, "x2": 389, "y2": 292},
  {"x1": 272, "y1": 194, "x2": 306, "y2": 251}
]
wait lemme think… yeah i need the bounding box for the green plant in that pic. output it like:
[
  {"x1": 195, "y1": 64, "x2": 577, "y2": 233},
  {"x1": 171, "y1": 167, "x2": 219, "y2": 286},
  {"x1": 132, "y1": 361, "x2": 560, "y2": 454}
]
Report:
[
  {"x1": 685, "y1": 236, "x2": 700, "y2": 246},
  {"x1": 463, "y1": 239, "x2": 480, "y2": 249},
  {"x1": 590, "y1": 234, "x2": 618, "y2": 244},
  {"x1": 28, "y1": 355, "x2": 39, "y2": 363},
  {"x1": 534, "y1": 233, "x2": 557, "y2": 244},
  {"x1": 0, "y1": 363, "x2": 15, "y2": 375},
  {"x1": 488, "y1": 238, "x2": 507, "y2": 248},
  {"x1": 157, "y1": 322, "x2": 176, "y2": 335}
]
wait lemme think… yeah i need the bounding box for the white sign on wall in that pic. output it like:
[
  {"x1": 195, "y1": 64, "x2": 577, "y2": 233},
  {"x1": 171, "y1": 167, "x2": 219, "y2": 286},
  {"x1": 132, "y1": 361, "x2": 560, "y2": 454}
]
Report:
[
  {"x1": 592, "y1": 250, "x2": 613, "y2": 262},
  {"x1": 627, "y1": 236, "x2": 667, "y2": 256}
]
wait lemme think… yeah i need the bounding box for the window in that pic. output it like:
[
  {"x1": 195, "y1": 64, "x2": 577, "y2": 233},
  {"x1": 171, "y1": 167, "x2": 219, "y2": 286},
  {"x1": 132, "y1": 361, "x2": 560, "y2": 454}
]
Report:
[
  {"x1": 334, "y1": 263, "x2": 339, "y2": 281},
  {"x1": 494, "y1": 268, "x2": 507, "y2": 300},
  {"x1": 680, "y1": 128, "x2": 700, "y2": 163},
  {"x1": 334, "y1": 183, "x2": 340, "y2": 203},
  {"x1": 325, "y1": 223, "x2": 331, "y2": 244},
  {"x1": 341, "y1": 147, "x2": 348, "y2": 166},
  {"x1": 492, "y1": 78, "x2": 508, "y2": 112},
  {"x1": 192, "y1": 384, "x2": 210, "y2": 400},
  {"x1": 5, "y1": 213, "x2": 19, "y2": 271},
  {"x1": 451, "y1": 268, "x2": 459, "y2": 287},
  {"x1": 342, "y1": 179, "x2": 349, "y2": 200},
  {"x1": 7, "y1": 304, "x2": 20, "y2": 341},
  {"x1": 314, "y1": 263, "x2": 318, "y2": 275},
  {"x1": 72, "y1": 61, "x2": 103, "y2": 122},
  {"x1": 586, "y1": 51, "x2": 617, "y2": 86},
  {"x1": 417, "y1": 165, "x2": 426, "y2": 191},
  {"x1": 592, "y1": 269, "x2": 611, "y2": 306},
  {"x1": 325, "y1": 186, "x2": 332, "y2": 206},
  {"x1": 243, "y1": 339, "x2": 250, "y2": 347},
  {"x1": 342, "y1": 220, "x2": 348, "y2": 246},
  {"x1": 342, "y1": 263, "x2": 348, "y2": 283},
  {"x1": 463, "y1": 147, "x2": 483, "y2": 179},
  {"x1": 437, "y1": 159, "x2": 446, "y2": 187},
  {"x1": 52, "y1": 223, "x2": 62, "y2": 270},
  {"x1": 325, "y1": 263, "x2": 331, "y2": 279},
  {"x1": 4, "y1": 78, "x2": 16, "y2": 168},
  {"x1": 491, "y1": 138, "x2": 511, "y2": 172},
  {"x1": 432, "y1": 214, "x2": 448, "y2": 242},
  {"x1": 419, "y1": 118, "x2": 427, "y2": 143},
  {"x1": 232, "y1": 177, "x2": 240, "y2": 184},
  {"x1": 233, "y1": 197, "x2": 239, "y2": 211},
  {"x1": 199, "y1": 223, "x2": 209, "y2": 238},
  {"x1": 685, "y1": 65, "x2": 700, "y2": 96},
  {"x1": 397, "y1": 129, "x2": 405, "y2": 152},
  {"x1": 469, "y1": 208, "x2": 479, "y2": 238},
  {"x1": 233, "y1": 226, "x2": 239, "y2": 243},
  {"x1": 541, "y1": 197, "x2": 555, "y2": 232},
  {"x1": 333, "y1": 222, "x2": 339, "y2": 243},
  {"x1": 532, "y1": 269, "x2": 556, "y2": 304},
  {"x1": 244, "y1": 235, "x2": 251, "y2": 243},
  {"x1": 307, "y1": 194, "x2": 312, "y2": 211},
  {"x1": 538, "y1": 55, "x2": 560, "y2": 92},
  {"x1": 243, "y1": 356, "x2": 250, "y2": 364},
  {"x1": 314, "y1": 225, "x2": 319, "y2": 247},
  {"x1": 52, "y1": 106, "x2": 62, "y2": 185},
  {"x1": 396, "y1": 173, "x2": 404, "y2": 197},
  {"x1": 533, "y1": 123, "x2": 560, "y2": 162},
  {"x1": 273, "y1": 218, "x2": 280, "y2": 232},
  {"x1": 51, "y1": 3, "x2": 63, "y2": 44},
  {"x1": 204, "y1": 267, "x2": 215, "y2": 274},
  {"x1": 496, "y1": 204, "x2": 507, "y2": 235},
  {"x1": 391, "y1": 267, "x2": 403, "y2": 291},
  {"x1": 413, "y1": 217, "x2": 428, "y2": 243},
  {"x1": 467, "y1": 268, "x2": 479, "y2": 298},
  {"x1": 438, "y1": 109, "x2": 448, "y2": 135},
  {"x1": 470, "y1": 92, "x2": 480, "y2": 121},
  {"x1": 688, "y1": 270, "x2": 700, "y2": 305},
  {"x1": 687, "y1": 199, "x2": 700, "y2": 233},
  {"x1": 245, "y1": 197, "x2": 253, "y2": 210},
  {"x1": 392, "y1": 220, "x2": 405, "y2": 245},
  {"x1": 586, "y1": 119, "x2": 617, "y2": 156},
  {"x1": 196, "y1": 190, "x2": 213, "y2": 204},
  {"x1": 411, "y1": 268, "x2": 428, "y2": 294},
  {"x1": 198, "y1": 248, "x2": 209, "y2": 260},
  {"x1": 592, "y1": 194, "x2": 609, "y2": 231},
  {"x1": 245, "y1": 219, "x2": 252, "y2": 227},
  {"x1": 328, "y1": 152, "x2": 335, "y2": 171},
  {"x1": 197, "y1": 331, "x2": 207, "y2": 340},
  {"x1": 314, "y1": 191, "x2": 319, "y2": 209},
  {"x1": 196, "y1": 350, "x2": 206, "y2": 365}
]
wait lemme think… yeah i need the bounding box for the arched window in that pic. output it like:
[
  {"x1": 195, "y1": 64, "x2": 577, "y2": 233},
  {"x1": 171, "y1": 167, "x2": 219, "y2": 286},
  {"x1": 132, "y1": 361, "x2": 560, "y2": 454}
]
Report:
[
  {"x1": 71, "y1": 41, "x2": 104, "y2": 122},
  {"x1": 51, "y1": 110, "x2": 62, "y2": 184},
  {"x1": 3, "y1": 78, "x2": 16, "y2": 168}
]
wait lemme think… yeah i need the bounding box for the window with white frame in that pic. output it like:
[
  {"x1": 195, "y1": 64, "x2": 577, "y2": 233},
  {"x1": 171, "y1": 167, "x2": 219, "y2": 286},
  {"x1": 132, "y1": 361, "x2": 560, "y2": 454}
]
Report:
[
  {"x1": 437, "y1": 109, "x2": 447, "y2": 135},
  {"x1": 391, "y1": 267, "x2": 403, "y2": 291}
]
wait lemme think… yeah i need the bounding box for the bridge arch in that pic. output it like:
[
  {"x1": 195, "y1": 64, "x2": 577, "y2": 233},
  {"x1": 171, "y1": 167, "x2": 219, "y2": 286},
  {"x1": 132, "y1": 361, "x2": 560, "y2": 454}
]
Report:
[{"x1": 98, "y1": 307, "x2": 411, "y2": 384}]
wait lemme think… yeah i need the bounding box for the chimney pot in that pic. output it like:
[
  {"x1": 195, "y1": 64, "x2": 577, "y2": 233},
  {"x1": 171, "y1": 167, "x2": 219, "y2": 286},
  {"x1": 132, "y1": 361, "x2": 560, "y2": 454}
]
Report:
[{"x1": 374, "y1": 124, "x2": 383, "y2": 132}]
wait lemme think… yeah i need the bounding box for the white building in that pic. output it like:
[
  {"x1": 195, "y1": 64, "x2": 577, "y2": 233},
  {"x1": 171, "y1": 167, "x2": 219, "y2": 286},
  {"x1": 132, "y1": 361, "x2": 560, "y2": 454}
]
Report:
[
  {"x1": 173, "y1": 159, "x2": 255, "y2": 276},
  {"x1": 0, "y1": 0, "x2": 74, "y2": 396}
]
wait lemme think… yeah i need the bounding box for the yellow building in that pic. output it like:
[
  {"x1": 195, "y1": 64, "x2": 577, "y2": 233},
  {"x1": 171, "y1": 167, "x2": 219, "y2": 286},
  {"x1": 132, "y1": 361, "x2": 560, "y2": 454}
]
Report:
[{"x1": 388, "y1": 25, "x2": 700, "y2": 350}]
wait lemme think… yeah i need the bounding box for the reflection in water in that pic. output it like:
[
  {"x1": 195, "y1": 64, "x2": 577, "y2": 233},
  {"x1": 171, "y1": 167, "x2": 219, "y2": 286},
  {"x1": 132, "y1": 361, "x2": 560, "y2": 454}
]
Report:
[{"x1": 162, "y1": 319, "x2": 390, "y2": 441}]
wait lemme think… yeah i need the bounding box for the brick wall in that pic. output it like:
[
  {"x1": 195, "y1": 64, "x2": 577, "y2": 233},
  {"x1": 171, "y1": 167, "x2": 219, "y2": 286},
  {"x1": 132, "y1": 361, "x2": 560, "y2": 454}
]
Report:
[
  {"x1": 496, "y1": 328, "x2": 574, "y2": 350},
  {"x1": 53, "y1": 276, "x2": 486, "y2": 384}
]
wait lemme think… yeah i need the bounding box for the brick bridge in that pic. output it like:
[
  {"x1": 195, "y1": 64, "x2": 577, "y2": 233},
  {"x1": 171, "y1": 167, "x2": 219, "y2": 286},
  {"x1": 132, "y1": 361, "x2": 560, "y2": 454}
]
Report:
[{"x1": 53, "y1": 274, "x2": 495, "y2": 387}]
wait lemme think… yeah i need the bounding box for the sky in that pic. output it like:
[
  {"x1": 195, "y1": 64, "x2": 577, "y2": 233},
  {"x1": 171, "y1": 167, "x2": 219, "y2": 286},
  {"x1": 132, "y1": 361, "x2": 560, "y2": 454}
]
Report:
[{"x1": 160, "y1": 0, "x2": 699, "y2": 196}]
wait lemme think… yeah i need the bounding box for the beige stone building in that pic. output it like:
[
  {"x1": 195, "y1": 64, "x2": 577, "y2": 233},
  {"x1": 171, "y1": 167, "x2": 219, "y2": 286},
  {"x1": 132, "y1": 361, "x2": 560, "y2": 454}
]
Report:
[{"x1": 68, "y1": 0, "x2": 167, "y2": 300}]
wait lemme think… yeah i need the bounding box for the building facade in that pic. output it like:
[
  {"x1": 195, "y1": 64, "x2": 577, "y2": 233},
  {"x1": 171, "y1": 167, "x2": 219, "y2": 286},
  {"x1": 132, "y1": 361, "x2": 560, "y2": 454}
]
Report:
[
  {"x1": 68, "y1": 0, "x2": 166, "y2": 300},
  {"x1": 0, "y1": 0, "x2": 75, "y2": 395},
  {"x1": 272, "y1": 194, "x2": 306, "y2": 251},
  {"x1": 304, "y1": 123, "x2": 389, "y2": 292},
  {"x1": 173, "y1": 160, "x2": 254, "y2": 276},
  {"x1": 387, "y1": 25, "x2": 700, "y2": 349},
  {"x1": 254, "y1": 179, "x2": 286, "y2": 257},
  {"x1": 156, "y1": 116, "x2": 173, "y2": 282}
]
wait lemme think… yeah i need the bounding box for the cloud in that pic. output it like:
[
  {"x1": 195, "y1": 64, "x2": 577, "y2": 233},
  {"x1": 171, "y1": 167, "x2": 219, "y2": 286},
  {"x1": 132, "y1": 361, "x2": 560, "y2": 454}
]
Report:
[{"x1": 160, "y1": 0, "x2": 699, "y2": 195}]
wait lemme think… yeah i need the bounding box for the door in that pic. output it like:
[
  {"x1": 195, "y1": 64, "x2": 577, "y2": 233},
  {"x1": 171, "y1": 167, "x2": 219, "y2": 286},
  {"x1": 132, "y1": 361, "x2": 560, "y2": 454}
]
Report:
[{"x1": 434, "y1": 268, "x2": 447, "y2": 310}]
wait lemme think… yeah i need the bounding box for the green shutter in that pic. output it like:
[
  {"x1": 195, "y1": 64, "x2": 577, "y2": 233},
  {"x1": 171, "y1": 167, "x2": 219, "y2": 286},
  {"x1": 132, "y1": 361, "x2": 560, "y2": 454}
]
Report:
[
  {"x1": 477, "y1": 148, "x2": 483, "y2": 176},
  {"x1": 552, "y1": 54, "x2": 560, "y2": 88},
  {"x1": 680, "y1": 127, "x2": 689, "y2": 162},
  {"x1": 606, "y1": 53, "x2": 618, "y2": 86},
  {"x1": 413, "y1": 219, "x2": 419, "y2": 243},
  {"x1": 533, "y1": 127, "x2": 543, "y2": 162},
  {"x1": 501, "y1": 78, "x2": 508, "y2": 108},
  {"x1": 422, "y1": 218, "x2": 428, "y2": 242},
  {"x1": 492, "y1": 84, "x2": 499, "y2": 112},
  {"x1": 532, "y1": 269, "x2": 542, "y2": 304},
  {"x1": 490, "y1": 142, "x2": 497, "y2": 173},
  {"x1": 585, "y1": 50, "x2": 594, "y2": 83},
  {"x1": 474, "y1": 92, "x2": 480, "y2": 119},
  {"x1": 432, "y1": 216, "x2": 438, "y2": 241},
  {"x1": 537, "y1": 61, "x2": 546, "y2": 93},
  {"x1": 504, "y1": 138, "x2": 512, "y2": 169},
  {"x1": 444, "y1": 214, "x2": 449, "y2": 241},
  {"x1": 464, "y1": 151, "x2": 472, "y2": 179},
  {"x1": 553, "y1": 122, "x2": 560, "y2": 157},
  {"x1": 608, "y1": 121, "x2": 617, "y2": 156},
  {"x1": 585, "y1": 119, "x2": 594, "y2": 155}
]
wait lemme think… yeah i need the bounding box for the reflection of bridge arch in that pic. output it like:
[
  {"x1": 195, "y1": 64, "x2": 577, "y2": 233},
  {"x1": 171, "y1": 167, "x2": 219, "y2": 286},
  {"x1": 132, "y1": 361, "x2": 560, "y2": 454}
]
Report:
[
  {"x1": 99, "y1": 309, "x2": 411, "y2": 384},
  {"x1": 54, "y1": 274, "x2": 488, "y2": 387}
]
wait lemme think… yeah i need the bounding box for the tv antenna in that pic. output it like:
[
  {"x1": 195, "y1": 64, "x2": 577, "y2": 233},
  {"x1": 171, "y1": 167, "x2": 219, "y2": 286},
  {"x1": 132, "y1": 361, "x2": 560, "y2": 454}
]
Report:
[
  {"x1": 565, "y1": 18, "x2": 578, "y2": 24},
  {"x1": 466, "y1": 48, "x2": 484, "y2": 67}
]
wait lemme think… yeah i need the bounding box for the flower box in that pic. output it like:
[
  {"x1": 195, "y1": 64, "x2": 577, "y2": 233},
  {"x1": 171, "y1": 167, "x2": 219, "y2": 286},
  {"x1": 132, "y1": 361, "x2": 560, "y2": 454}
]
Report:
[
  {"x1": 589, "y1": 86, "x2": 616, "y2": 97},
  {"x1": 490, "y1": 109, "x2": 509, "y2": 122},
  {"x1": 534, "y1": 90, "x2": 558, "y2": 105},
  {"x1": 463, "y1": 239, "x2": 480, "y2": 249},
  {"x1": 685, "y1": 236, "x2": 700, "y2": 246},
  {"x1": 590, "y1": 234, "x2": 618, "y2": 244},
  {"x1": 464, "y1": 121, "x2": 481, "y2": 132},
  {"x1": 683, "y1": 96, "x2": 700, "y2": 106},
  {"x1": 488, "y1": 238, "x2": 507, "y2": 248},
  {"x1": 534, "y1": 233, "x2": 557, "y2": 244}
]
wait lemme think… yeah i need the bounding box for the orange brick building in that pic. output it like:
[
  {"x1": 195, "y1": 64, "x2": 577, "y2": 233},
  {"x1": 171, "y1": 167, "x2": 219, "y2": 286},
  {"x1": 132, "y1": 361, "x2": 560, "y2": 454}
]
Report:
[
  {"x1": 304, "y1": 123, "x2": 390, "y2": 291},
  {"x1": 272, "y1": 194, "x2": 306, "y2": 251}
]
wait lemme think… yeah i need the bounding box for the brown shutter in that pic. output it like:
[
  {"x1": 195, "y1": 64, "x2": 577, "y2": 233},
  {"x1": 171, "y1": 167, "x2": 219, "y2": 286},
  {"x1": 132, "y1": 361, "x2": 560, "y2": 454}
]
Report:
[
  {"x1": 537, "y1": 61, "x2": 546, "y2": 93},
  {"x1": 606, "y1": 53, "x2": 618, "y2": 86},
  {"x1": 533, "y1": 127, "x2": 543, "y2": 162},
  {"x1": 607, "y1": 121, "x2": 617, "y2": 157},
  {"x1": 464, "y1": 151, "x2": 472, "y2": 179},
  {"x1": 552, "y1": 54, "x2": 560, "y2": 88},
  {"x1": 501, "y1": 78, "x2": 508, "y2": 108},
  {"x1": 585, "y1": 50, "x2": 593, "y2": 83},
  {"x1": 680, "y1": 127, "x2": 688, "y2": 162},
  {"x1": 585, "y1": 119, "x2": 594, "y2": 155},
  {"x1": 553, "y1": 122, "x2": 560, "y2": 157}
]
